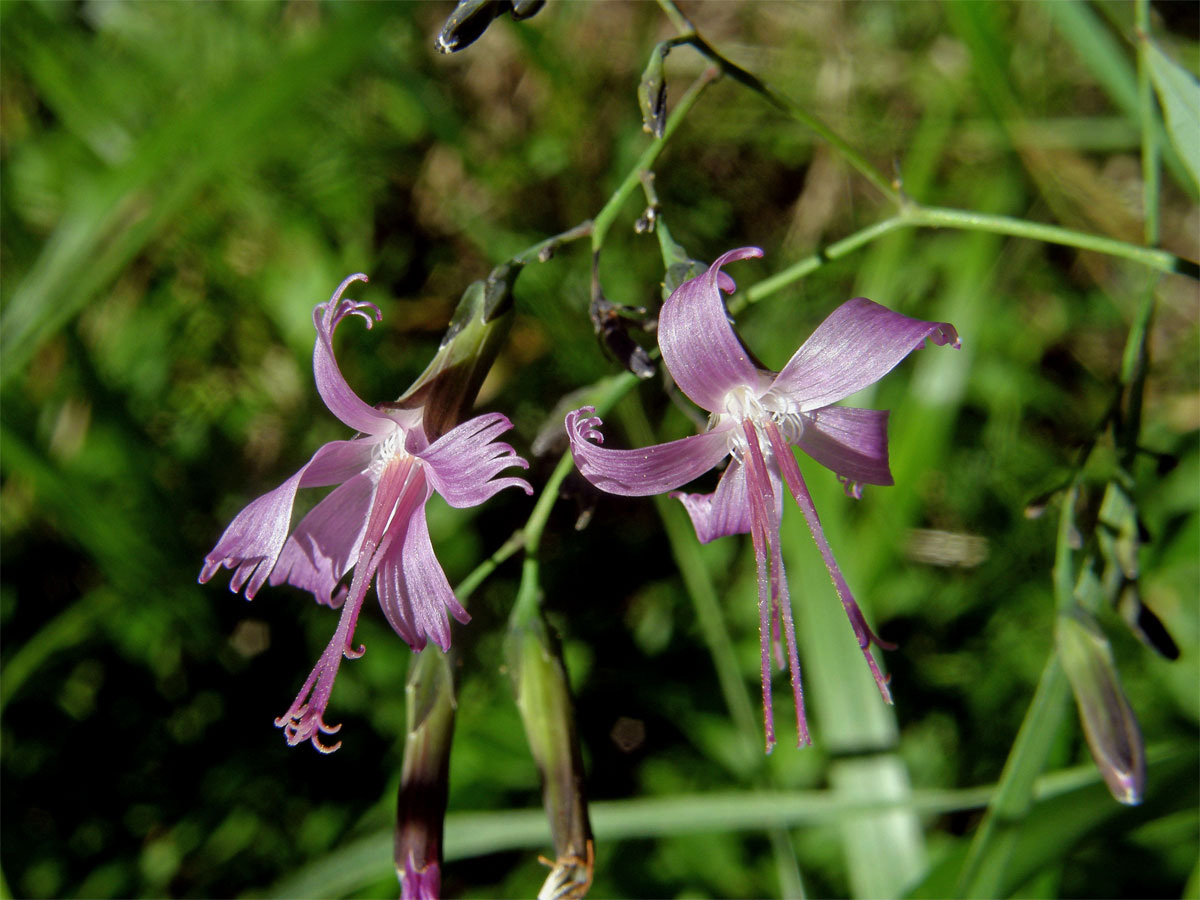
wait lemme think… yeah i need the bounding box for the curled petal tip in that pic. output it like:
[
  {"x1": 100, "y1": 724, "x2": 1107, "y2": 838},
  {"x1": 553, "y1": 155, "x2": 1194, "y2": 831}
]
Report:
[
  {"x1": 933, "y1": 322, "x2": 961, "y2": 349},
  {"x1": 714, "y1": 246, "x2": 764, "y2": 267},
  {"x1": 565, "y1": 408, "x2": 605, "y2": 445},
  {"x1": 316, "y1": 274, "x2": 381, "y2": 333},
  {"x1": 710, "y1": 247, "x2": 764, "y2": 294},
  {"x1": 312, "y1": 736, "x2": 342, "y2": 754}
]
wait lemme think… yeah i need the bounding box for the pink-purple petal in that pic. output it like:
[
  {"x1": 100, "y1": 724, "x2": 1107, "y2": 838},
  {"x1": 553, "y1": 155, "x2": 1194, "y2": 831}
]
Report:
[
  {"x1": 795, "y1": 406, "x2": 893, "y2": 487},
  {"x1": 771, "y1": 297, "x2": 960, "y2": 411},
  {"x1": 376, "y1": 493, "x2": 468, "y2": 652},
  {"x1": 658, "y1": 247, "x2": 764, "y2": 413},
  {"x1": 270, "y1": 472, "x2": 376, "y2": 607},
  {"x1": 311, "y1": 274, "x2": 396, "y2": 436},
  {"x1": 199, "y1": 438, "x2": 375, "y2": 599},
  {"x1": 419, "y1": 412, "x2": 532, "y2": 509},
  {"x1": 566, "y1": 407, "x2": 734, "y2": 497},
  {"x1": 672, "y1": 455, "x2": 783, "y2": 543}
]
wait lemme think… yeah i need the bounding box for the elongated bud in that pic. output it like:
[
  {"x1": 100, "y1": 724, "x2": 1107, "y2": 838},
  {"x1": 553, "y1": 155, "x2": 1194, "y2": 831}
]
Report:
[
  {"x1": 1056, "y1": 608, "x2": 1145, "y2": 805},
  {"x1": 436, "y1": 0, "x2": 546, "y2": 54},
  {"x1": 390, "y1": 276, "x2": 513, "y2": 441},
  {"x1": 506, "y1": 611, "x2": 594, "y2": 900},
  {"x1": 638, "y1": 41, "x2": 671, "y2": 138},
  {"x1": 395, "y1": 648, "x2": 457, "y2": 899}
]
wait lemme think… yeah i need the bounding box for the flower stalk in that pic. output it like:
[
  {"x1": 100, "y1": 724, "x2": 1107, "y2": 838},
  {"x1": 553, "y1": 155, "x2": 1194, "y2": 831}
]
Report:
[
  {"x1": 395, "y1": 647, "x2": 458, "y2": 899},
  {"x1": 507, "y1": 603, "x2": 595, "y2": 900}
]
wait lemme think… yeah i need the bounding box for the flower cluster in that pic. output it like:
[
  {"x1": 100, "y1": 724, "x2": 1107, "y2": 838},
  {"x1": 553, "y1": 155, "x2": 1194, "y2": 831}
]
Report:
[
  {"x1": 200, "y1": 274, "x2": 531, "y2": 752},
  {"x1": 202, "y1": 254, "x2": 958, "y2": 757},
  {"x1": 566, "y1": 248, "x2": 960, "y2": 750}
]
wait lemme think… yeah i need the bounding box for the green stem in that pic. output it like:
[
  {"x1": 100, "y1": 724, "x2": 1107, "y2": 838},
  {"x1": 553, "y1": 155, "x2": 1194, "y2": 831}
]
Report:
[
  {"x1": 1136, "y1": 0, "x2": 1161, "y2": 247},
  {"x1": 736, "y1": 218, "x2": 908, "y2": 311},
  {"x1": 735, "y1": 205, "x2": 1194, "y2": 314},
  {"x1": 955, "y1": 481, "x2": 1080, "y2": 897},
  {"x1": 653, "y1": 0, "x2": 692, "y2": 34},
  {"x1": 510, "y1": 373, "x2": 640, "y2": 625},
  {"x1": 591, "y1": 69, "x2": 718, "y2": 252},
  {"x1": 955, "y1": 657, "x2": 1071, "y2": 899},
  {"x1": 454, "y1": 531, "x2": 527, "y2": 606},
  {"x1": 906, "y1": 205, "x2": 1190, "y2": 275},
  {"x1": 508, "y1": 220, "x2": 595, "y2": 268}
]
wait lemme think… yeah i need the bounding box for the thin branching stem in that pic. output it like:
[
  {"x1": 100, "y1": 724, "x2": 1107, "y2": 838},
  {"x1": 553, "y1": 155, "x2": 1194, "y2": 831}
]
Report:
[{"x1": 591, "y1": 68, "x2": 718, "y2": 252}]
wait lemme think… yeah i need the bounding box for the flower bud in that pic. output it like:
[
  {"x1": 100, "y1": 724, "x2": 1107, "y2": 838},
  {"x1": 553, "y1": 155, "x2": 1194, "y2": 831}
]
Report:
[
  {"x1": 1056, "y1": 608, "x2": 1145, "y2": 805},
  {"x1": 638, "y1": 42, "x2": 671, "y2": 138},
  {"x1": 436, "y1": 0, "x2": 545, "y2": 54},
  {"x1": 389, "y1": 277, "x2": 512, "y2": 441},
  {"x1": 506, "y1": 611, "x2": 594, "y2": 899},
  {"x1": 395, "y1": 648, "x2": 457, "y2": 898}
]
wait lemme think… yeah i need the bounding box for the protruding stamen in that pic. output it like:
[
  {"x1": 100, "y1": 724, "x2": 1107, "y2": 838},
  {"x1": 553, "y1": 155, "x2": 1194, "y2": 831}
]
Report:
[
  {"x1": 764, "y1": 420, "x2": 894, "y2": 705},
  {"x1": 744, "y1": 421, "x2": 810, "y2": 748}
]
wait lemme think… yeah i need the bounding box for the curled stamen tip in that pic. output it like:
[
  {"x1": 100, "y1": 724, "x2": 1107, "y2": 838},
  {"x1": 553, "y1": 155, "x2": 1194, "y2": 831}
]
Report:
[{"x1": 343, "y1": 642, "x2": 366, "y2": 660}]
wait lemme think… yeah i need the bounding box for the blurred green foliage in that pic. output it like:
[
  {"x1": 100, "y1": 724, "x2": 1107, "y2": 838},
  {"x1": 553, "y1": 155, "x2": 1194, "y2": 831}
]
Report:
[{"x1": 1, "y1": 1, "x2": 1197, "y2": 898}]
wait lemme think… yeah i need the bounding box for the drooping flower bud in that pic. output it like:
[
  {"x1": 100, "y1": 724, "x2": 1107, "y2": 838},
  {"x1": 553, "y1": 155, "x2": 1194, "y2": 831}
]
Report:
[
  {"x1": 637, "y1": 41, "x2": 671, "y2": 138},
  {"x1": 1056, "y1": 608, "x2": 1145, "y2": 805},
  {"x1": 436, "y1": 0, "x2": 546, "y2": 54},
  {"x1": 395, "y1": 647, "x2": 458, "y2": 899},
  {"x1": 506, "y1": 610, "x2": 594, "y2": 900}
]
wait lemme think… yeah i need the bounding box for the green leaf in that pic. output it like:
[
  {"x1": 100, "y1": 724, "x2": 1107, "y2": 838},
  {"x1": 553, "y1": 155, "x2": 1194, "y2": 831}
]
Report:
[
  {"x1": 906, "y1": 747, "x2": 1197, "y2": 898},
  {"x1": 1144, "y1": 38, "x2": 1200, "y2": 190}
]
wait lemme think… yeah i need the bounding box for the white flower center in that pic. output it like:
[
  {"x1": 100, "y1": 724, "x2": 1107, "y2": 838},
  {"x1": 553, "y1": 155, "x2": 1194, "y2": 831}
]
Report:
[
  {"x1": 714, "y1": 384, "x2": 805, "y2": 461},
  {"x1": 368, "y1": 426, "x2": 409, "y2": 475}
]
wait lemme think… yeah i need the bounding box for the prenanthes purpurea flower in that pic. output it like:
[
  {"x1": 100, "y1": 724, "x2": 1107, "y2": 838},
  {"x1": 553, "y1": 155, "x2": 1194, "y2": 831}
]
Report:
[
  {"x1": 566, "y1": 247, "x2": 960, "y2": 751},
  {"x1": 201, "y1": 274, "x2": 532, "y2": 752}
]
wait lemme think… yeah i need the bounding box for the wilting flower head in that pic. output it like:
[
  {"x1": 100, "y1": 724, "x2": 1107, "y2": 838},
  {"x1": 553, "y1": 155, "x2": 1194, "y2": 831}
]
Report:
[
  {"x1": 201, "y1": 274, "x2": 532, "y2": 752},
  {"x1": 566, "y1": 248, "x2": 959, "y2": 751}
]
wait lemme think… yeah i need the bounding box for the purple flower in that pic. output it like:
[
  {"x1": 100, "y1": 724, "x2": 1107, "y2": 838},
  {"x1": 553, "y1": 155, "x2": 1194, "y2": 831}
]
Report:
[
  {"x1": 201, "y1": 274, "x2": 532, "y2": 752},
  {"x1": 566, "y1": 248, "x2": 959, "y2": 751}
]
